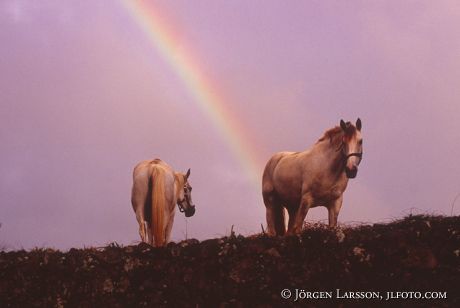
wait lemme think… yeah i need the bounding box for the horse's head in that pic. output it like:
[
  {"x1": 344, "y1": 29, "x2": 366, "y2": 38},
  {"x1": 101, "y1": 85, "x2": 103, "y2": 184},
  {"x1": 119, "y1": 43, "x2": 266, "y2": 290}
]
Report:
[
  {"x1": 177, "y1": 168, "x2": 196, "y2": 217},
  {"x1": 339, "y1": 118, "x2": 363, "y2": 179}
]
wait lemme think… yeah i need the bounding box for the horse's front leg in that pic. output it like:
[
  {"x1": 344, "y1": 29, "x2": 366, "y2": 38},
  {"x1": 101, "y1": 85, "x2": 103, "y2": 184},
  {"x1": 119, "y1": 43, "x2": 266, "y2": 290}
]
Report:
[
  {"x1": 327, "y1": 196, "x2": 343, "y2": 227},
  {"x1": 288, "y1": 193, "x2": 313, "y2": 235}
]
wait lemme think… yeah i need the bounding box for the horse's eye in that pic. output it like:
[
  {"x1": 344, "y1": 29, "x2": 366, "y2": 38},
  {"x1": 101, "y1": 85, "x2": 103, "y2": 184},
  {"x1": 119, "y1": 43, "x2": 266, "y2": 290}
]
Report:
[{"x1": 358, "y1": 139, "x2": 363, "y2": 145}]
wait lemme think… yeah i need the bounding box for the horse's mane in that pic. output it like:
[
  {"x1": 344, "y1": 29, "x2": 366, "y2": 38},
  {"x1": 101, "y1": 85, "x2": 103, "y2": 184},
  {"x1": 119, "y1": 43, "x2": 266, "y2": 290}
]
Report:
[
  {"x1": 317, "y1": 126, "x2": 342, "y2": 143},
  {"x1": 316, "y1": 122, "x2": 356, "y2": 145},
  {"x1": 174, "y1": 173, "x2": 185, "y2": 196}
]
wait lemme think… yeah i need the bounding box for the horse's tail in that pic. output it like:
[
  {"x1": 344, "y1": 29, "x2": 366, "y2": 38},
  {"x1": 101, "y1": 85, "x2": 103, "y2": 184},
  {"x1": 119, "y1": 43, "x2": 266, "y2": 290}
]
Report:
[{"x1": 150, "y1": 166, "x2": 166, "y2": 247}]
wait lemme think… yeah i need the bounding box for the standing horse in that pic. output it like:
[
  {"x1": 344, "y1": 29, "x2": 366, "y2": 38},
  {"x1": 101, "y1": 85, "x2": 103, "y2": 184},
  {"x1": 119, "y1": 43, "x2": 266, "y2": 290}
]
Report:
[
  {"x1": 131, "y1": 159, "x2": 195, "y2": 247},
  {"x1": 262, "y1": 119, "x2": 363, "y2": 235}
]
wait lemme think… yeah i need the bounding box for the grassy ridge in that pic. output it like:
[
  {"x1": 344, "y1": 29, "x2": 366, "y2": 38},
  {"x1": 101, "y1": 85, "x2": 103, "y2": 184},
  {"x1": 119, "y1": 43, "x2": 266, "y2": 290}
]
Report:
[{"x1": 1, "y1": 215, "x2": 459, "y2": 307}]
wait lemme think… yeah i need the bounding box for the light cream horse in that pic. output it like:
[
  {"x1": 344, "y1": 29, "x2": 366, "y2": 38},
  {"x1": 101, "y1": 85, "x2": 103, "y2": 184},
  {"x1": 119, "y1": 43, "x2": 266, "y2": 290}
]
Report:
[
  {"x1": 262, "y1": 119, "x2": 363, "y2": 235},
  {"x1": 131, "y1": 159, "x2": 195, "y2": 247}
]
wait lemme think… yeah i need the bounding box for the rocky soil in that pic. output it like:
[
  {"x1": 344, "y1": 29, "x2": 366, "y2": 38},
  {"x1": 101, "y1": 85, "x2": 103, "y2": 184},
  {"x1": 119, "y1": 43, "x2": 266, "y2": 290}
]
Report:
[{"x1": 1, "y1": 215, "x2": 459, "y2": 307}]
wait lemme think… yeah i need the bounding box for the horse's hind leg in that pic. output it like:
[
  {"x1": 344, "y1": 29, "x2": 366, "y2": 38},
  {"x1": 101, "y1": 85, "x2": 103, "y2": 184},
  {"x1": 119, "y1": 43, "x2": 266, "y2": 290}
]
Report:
[
  {"x1": 135, "y1": 210, "x2": 149, "y2": 243},
  {"x1": 164, "y1": 211, "x2": 175, "y2": 244},
  {"x1": 263, "y1": 192, "x2": 285, "y2": 236},
  {"x1": 265, "y1": 204, "x2": 285, "y2": 236},
  {"x1": 143, "y1": 220, "x2": 150, "y2": 244},
  {"x1": 273, "y1": 205, "x2": 286, "y2": 236},
  {"x1": 132, "y1": 181, "x2": 150, "y2": 243}
]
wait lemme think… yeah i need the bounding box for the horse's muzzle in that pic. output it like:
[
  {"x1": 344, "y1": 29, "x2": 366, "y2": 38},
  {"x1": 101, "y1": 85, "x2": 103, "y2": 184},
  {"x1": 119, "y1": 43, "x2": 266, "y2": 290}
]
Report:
[
  {"x1": 185, "y1": 205, "x2": 195, "y2": 217},
  {"x1": 345, "y1": 166, "x2": 358, "y2": 179}
]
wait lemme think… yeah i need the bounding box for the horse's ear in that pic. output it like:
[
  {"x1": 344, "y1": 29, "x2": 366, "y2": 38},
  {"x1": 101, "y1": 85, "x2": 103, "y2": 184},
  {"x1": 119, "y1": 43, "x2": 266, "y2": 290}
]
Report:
[
  {"x1": 340, "y1": 119, "x2": 347, "y2": 131},
  {"x1": 356, "y1": 118, "x2": 362, "y2": 131},
  {"x1": 185, "y1": 168, "x2": 191, "y2": 179}
]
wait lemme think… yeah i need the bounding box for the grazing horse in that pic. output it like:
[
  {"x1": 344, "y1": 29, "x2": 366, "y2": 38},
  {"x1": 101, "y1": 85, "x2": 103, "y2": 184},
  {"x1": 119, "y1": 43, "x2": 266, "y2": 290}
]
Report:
[
  {"x1": 262, "y1": 119, "x2": 363, "y2": 235},
  {"x1": 131, "y1": 159, "x2": 195, "y2": 247}
]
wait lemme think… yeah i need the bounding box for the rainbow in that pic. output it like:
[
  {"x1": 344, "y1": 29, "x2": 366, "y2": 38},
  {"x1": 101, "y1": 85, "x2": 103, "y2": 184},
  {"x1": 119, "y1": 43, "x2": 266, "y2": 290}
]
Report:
[{"x1": 120, "y1": 0, "x2": 265, "y2": 188}]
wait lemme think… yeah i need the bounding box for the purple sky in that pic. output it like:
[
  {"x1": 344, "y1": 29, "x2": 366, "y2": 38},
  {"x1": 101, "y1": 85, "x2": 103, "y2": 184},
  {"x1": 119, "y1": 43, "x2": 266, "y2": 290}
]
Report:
[{"x1": 1, "y1": 1, "x2": 460, "y2": 250}]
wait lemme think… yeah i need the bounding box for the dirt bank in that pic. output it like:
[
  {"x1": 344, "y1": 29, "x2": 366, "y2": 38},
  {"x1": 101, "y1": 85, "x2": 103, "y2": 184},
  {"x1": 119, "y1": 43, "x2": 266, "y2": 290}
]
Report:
[{"x1": 1, "y1": 215, "x2": 459, "y2": 307}]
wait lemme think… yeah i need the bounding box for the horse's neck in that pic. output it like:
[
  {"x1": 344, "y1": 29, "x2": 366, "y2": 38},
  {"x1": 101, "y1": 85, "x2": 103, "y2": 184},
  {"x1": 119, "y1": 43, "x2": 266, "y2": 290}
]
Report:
[
  {"x1": 173, "y1": 173, "x2": 184, "y2": 197},
  {"x1": 313, "y1": 135, "x2": 346, "y2": 176}
]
